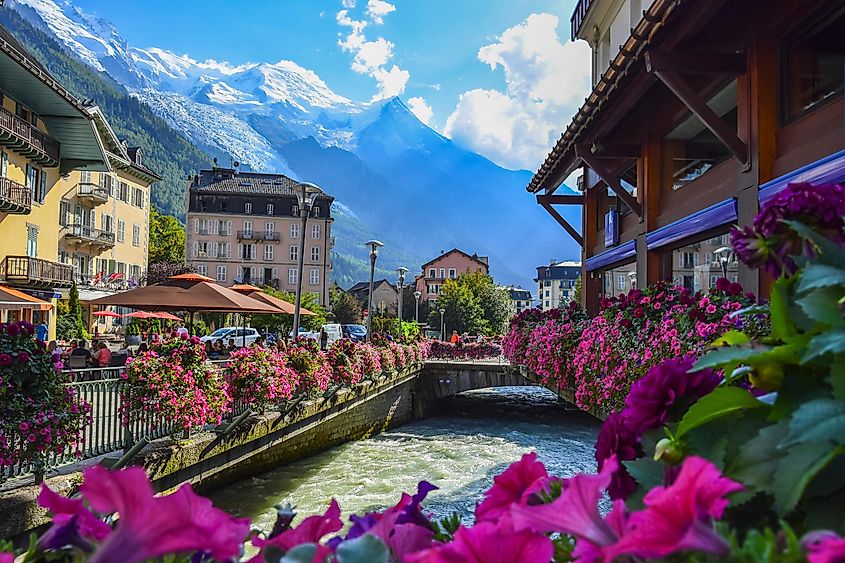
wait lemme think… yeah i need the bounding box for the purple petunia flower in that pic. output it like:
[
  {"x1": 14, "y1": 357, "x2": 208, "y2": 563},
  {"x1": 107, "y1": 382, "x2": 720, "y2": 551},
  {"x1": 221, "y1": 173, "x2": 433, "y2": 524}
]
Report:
[
  {"x1": 595, "y1": 412, "x2": 643, "y2": 500},
  {"x1": 0, "y1": 353, "x2": 12, "y2": 367},
  {"x1": 18, "y1": 351, "x2": 30, "y2": 364},
  {"x1": 5, "y1": 323, "x2": 19, "y2": 337},
  {"x1": 623, "y1": 356, "x2": 721, "y2": 437}
]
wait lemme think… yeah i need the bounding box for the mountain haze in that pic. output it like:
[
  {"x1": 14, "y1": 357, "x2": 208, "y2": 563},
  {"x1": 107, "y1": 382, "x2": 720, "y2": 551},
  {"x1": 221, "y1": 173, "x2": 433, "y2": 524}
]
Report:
[{"x1": 7, "y1": 0, "x2": 582, "y2": 290}]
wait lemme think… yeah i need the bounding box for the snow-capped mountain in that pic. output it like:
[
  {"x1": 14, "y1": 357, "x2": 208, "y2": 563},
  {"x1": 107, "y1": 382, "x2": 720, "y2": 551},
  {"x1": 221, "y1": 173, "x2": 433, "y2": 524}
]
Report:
[{"x1": 8, "y1": 0, "x2": 581, "y2": 289}]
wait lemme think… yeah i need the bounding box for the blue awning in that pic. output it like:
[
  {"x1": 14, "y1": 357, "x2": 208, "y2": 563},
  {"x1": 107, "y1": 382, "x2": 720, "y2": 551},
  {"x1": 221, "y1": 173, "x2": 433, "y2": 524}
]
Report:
[
  {"x1": 646, "y1": 198, "x2": 737, "y2": 250},
  {"x1": 759, "y1": 148, "x2": 845, "y2": 205},
  {"x1": 585, "y1": 240, "x2": 636, "y2": 272}
]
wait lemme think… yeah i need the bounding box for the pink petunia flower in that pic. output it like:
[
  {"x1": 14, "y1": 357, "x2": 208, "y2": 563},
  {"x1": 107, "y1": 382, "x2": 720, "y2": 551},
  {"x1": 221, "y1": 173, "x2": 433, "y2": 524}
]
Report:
[
  {"x1": 79, "y1": 465, "x2": 249, "y2": 563},
  {"x1": 252, "y1": 499, "x2": 343, "y2": 563},
  {"x1": 802, "y1": 530, "x2": 845, "y2": 563},
  {"x1": 407, "y1": 515, "x2": 553, "y2": 563},
  {"x1": 37, "y1": 484, "x2": 112, "y2": 551},
  {"x1": 604, "y1": 456, "x2": 742, "y2": 561},
  {"x1": 475, "y1": 452, "x2": 548, "y2": 523}
]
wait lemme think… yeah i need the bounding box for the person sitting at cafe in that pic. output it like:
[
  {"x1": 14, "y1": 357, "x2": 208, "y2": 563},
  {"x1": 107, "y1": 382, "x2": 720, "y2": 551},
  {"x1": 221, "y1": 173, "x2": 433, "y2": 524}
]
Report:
[
  {"x1": 137, "y1": 342, "x2": 149, "y2": 354},
  {"x1": 210, "y1": 340, "x2": 227, "y2": 360},
  {"x1": 71, "y1": 340, "x2": 92, "y2": 362},
  {"x1": 90, "y1": 341, "x2": 111, "y2": 368},
  {"x1": 62, "y1": 340, "x2": 77, "y2": 360},
  {"x1": 227, "y1": 338, "x2": 236, "y2": 352}
]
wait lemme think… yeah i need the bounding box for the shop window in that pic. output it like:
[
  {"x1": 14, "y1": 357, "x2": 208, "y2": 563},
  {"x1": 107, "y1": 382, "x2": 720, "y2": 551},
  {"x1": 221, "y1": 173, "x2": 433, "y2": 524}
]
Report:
[
  {"x1": 783, "y1": 9, "x2": 845, "y2": 121},
  {"x1": 599, "y1": 262, "x2": 636, "y2": 298},
  {"x1": 670, "y1": 233, "x2": 737, "y2": 293},
  {"x1": 666, "y1": 80, "x2": 738, "y2": 190}
]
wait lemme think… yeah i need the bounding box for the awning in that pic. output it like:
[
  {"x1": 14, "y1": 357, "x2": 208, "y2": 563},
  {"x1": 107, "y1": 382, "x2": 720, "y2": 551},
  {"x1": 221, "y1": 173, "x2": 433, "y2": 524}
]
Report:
[
  {"x1": 646, "y1": 198, "x2": 737, "y2": 250},
  {"x1": 0, "y1": 285, "x2": 52, "y2": 310},
  {"x1": 585, "y1": 240, "x2": 637, "y2": 272},
  {"x1": 759, "y1": 148, "x2": 845, "y2": 205},
  {"x1": 77, "y1": 288, "x2": 119, "y2": 302}
]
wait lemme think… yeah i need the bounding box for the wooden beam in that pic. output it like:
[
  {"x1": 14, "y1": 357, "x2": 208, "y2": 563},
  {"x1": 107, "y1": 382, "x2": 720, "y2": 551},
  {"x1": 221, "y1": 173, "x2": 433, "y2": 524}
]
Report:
[
  {"x1": 590, "y1": 143, "x2": 641, "y2": 159},
  {"x1": 537, "y1": 196, "x2": 583, "y2": 247},
  {"x1": 644, "y1": 51, "x2": 746, "y2": 75},
  {"x1": 537, "y1": 194, "x2": 584, "y2": 205},
  {"x1": 576, "y1": 145, "x2": 642, "y2": 217},
  {"x1": 649, "y1": 69, "x2": 748, "y2": 164}
]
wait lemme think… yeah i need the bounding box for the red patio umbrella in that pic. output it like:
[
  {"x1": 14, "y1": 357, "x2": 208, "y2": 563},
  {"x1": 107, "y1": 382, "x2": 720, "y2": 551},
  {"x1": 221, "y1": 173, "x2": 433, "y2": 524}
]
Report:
[
  {"x1": 152, "y1": 312, "x2": 182, "y2": 321},
  {"x1": 123, "y1": 311, "x2": 158, "y2": 319},
  {"x1": 93, "y1": 310, "x2": 122, "y2": 318}
]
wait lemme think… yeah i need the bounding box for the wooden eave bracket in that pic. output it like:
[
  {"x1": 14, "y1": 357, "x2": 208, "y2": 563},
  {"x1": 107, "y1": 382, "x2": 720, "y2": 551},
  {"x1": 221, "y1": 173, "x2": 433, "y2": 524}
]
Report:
[
  {"x1": 575, "y1": 145, "x2": 643, "y2": 217},
  {"x1": 645, "y1": 51, "x2": 749, "y2": 164},
  {"x1": 537, "y1": 194, "x2": 584, "y2": 247}
]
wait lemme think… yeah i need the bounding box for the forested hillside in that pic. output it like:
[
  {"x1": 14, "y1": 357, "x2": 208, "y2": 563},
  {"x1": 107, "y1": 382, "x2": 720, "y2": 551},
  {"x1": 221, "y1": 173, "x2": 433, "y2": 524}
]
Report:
[{"x1": 0, "y1": 7, "x2": 211, "y2": 217}]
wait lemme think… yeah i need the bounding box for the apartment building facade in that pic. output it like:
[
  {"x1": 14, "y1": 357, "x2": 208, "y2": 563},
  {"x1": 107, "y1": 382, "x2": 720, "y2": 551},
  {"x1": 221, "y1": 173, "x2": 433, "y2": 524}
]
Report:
[
  {"x1": 534, "y1": 261, "x2": 580, "y2": 310},
  {"x1": 414, "y1": 248, "x2": 489, "y2": 303},
  {"x1": 532, "y1": 0, "x2": 845, "y2": 313},
  {"x1": 0, "y1": 24, "x2": 109, "y2": 337},
  {"x1": 185, "y1": 169, "x2": 334, "y2": 305},
  {"x1": 502, "y1": 285, "x2": 532, "y2": 317},
  {"x1": 347, "y1": 279, "x2": 398, "y2": 316}
]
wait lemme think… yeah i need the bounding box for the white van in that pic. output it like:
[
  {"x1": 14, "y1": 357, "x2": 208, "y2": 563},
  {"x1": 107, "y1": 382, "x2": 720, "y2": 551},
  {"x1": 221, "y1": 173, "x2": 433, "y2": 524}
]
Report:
[{"x1": 322, "y1": 324, "x2": 342, "y2": 346}]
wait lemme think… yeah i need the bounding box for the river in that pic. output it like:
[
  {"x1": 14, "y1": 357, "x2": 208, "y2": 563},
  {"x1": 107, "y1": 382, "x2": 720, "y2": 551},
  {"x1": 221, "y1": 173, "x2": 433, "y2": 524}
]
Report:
[{"x1": 208, "y1": 386, "x2": 602, "y2": 532}]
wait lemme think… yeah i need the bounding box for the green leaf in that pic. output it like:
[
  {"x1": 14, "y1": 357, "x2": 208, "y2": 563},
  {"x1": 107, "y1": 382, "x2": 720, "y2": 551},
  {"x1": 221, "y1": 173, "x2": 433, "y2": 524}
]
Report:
[
  {"x1": 711, "y1": 330, "x2": 750, "y2": 347},
  {"x1": 784, "y1": 398, "x2": 845, "y2": 447},
  {"x1": 693, "y1": 345, "x2": 773, "y2": 371},
  {"x1": 798, "y1": 264, "x2": 845, "y2": 292},
  {"x1": 797, "y1": 287, "x2": 845, "y2": 328},
  {"x1": 336, "y1": 535, "x2": 391, "y2": 563},
  {"x1": 770, "y1": 276, "x2": 798, "y2": 340},
  {"x1": 729, "y1": 421, "x2": 788, "y2": 492},
  {"x1": 624, "y1": 457, "x2": 665, "y2": 491},
  {"x1": 279, "y1": 544, "x2": 317, "y2": 563},
  {"x1": 774, "y1": 442, "x2": 839, "y2": 514},
  {"x1": 784, "y1": 220, "x2": 845, "y2": 266},
  {"x1": 676, "y1": 387, "x2": 768, "y2": 439},
  {"x1": 803, "y1": 330, "x2": 845, "y2": 363}
]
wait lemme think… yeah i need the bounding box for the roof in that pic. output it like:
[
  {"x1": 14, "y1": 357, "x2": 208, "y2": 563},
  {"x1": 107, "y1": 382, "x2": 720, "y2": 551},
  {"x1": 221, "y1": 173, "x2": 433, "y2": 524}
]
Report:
[
  {"x1": 347, "y1": 279, "x2": 395, "y2": 293},
  {"x1": 535, "y1": 262, "x2": 582, "y2": 281},
  {"x1": 191, "y1": 168, "x2": 334, "y2": 203},
  {"x1": 420, "y1": 248, "x2": 490, "y2": 271},
  {"x1": 0, "y1": 23, "x2": 108, "y2": 172},
  {"x1": 503, "y1": 286, "x2": 532, "y2": 300},
  {"x1": 0, "y1": 285, "x2": 52, "y2": 310},
  {"x1": 527, "y1": 0, "x2": 683, "y2": 194},
  {"x1": 88, "y1": 106, "x2": 161, "y2": 182}
]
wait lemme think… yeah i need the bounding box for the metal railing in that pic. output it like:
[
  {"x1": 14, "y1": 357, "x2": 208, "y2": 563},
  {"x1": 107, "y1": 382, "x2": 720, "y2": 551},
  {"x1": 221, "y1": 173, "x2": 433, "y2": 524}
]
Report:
[
  {"x1": 0, "y1": 176, "x2": 31, "y2": 214},
  {"x1": 77, "y1": 182, "x2": 110, "y2": 203},
  {"x1": 63, "y1": 224, "x2": 116, "y2": 246},
  {"x1": 237, "y1": 230, "x2": 280, "y2": 241},
  {"x1": 0, "y1": 255, "x2": 73, "y2": 288},
  {"x1": 570, "y1": 0, "x2": 595, "y2": 40},
  {"x1": 0, "y1": 104, "x2": 60, "y2": 165}
]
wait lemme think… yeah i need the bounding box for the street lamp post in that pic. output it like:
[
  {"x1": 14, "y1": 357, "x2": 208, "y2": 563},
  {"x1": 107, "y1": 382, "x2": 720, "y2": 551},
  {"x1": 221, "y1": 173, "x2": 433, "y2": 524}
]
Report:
[
  {"x1": 715, "y1": 246, "x2": 733, "y2": 280},
  {"x1": 439, "y1": 308, "x2": 445, "y2": 341},
  {"x1": 396, "y1": 266, "x2": 407, "y2": 339},
  {"x1": 413, "y1": 290, "x2": 421, "y2": 324},
  {"x1": 365, "y1": 240, "x2": 384, "y2": 342},
  {"x1": 292, "y1": 182, "x2": 323, "y2": 338}
]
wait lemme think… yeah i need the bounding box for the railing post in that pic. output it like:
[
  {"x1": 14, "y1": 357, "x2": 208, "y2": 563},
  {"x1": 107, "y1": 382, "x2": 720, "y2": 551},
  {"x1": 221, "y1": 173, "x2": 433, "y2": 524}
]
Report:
[{"x1": 121, "y1": 383, "x2": 133, "y2": 453}]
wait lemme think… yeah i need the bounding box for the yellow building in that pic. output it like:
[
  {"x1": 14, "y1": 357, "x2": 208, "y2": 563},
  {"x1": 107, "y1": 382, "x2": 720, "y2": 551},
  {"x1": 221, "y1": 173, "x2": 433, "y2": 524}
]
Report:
[
  {"x1": 57, "y1": 108, "x2": 160, "y2": 335},
  {"x1": 0, "y1": 24, "x2": 109, "y2": 338}
]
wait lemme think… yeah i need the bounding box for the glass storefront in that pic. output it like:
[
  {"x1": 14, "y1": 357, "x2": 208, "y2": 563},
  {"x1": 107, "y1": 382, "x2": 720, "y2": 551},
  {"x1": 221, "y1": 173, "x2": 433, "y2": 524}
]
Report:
[{"x1": 669, "y1": 233, "x2": 738, "y2": 292}]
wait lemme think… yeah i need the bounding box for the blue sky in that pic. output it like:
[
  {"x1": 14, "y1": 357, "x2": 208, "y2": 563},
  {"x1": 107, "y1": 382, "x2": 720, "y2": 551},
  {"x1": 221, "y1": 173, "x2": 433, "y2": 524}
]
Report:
[{"x1": 73, "y1": 0, "x2": 590, "y2": 171}]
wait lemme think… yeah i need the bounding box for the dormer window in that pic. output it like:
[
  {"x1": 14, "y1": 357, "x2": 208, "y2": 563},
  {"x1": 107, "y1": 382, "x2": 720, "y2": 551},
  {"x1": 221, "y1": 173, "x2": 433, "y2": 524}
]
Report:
[
  {"x1": 311, "y1": 205, "x2": 320, "y2": 217},
  {"x1": 267, "y1": 203, "x2": 274, "y2": 215},
  {"x1": 245, "y1": 202, "x2": 252, "y2": 214},
  {"x1": 292, "y1": 204, "x2": 300, "y2": 216}
]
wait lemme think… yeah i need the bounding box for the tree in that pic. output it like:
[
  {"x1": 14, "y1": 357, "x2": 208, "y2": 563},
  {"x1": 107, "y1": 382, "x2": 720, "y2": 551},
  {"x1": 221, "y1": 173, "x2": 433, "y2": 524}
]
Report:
[
  {"x1": 401, "y1": 285, "x2": 429, "y2": 324},
  {"x1": 330, "y1": 287, "x2": 363, "y2": 324},
  {"x1": 142, "y1": 261, "x2": 194, "y2": 286},
  {"x1": 249, "y1": 287, "x2": 327, "y2": 335},
  {"x1": 149, "y1": 209, "x2": 186, "y2": 264},
  {"x1": 57, "y1": 280, "x2": 89, "y2": 341},
  {"x1": 459, "y1": 271, "x2": 511, "y2": 335},
  {"x1": 573, "y1": 276, "x2": 582, "y2": 305},
  {"x1": 427, "y1": 279, "x2": 487, "y2": 336}
]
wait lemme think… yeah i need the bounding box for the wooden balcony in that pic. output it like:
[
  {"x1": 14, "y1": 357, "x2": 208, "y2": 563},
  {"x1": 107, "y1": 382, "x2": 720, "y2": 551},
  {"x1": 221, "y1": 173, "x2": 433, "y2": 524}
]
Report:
[
  {"x1": 62, "y1": 224, "x2": 116, "y2": 248},
  {"x1": 0, "y1": 105, "x2": 60, "y2": 167},
  {"x1": 77, "y1": 182, "x2": 110, "y2": 204},
  {"x1": 237, "y1": 230, "x2": 280, "y2": 242},
  {"x1": 0, "y1": 177, "x2": 31, "y2": 214},
  {"x1": 0, "y1": 256, "x2": 73, "y2": 288}
]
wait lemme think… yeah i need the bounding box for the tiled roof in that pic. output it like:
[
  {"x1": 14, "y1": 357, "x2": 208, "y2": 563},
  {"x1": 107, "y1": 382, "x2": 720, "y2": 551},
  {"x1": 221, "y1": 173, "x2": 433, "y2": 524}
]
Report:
[{"x1": 194, "y1": 169, "x2": 301, "y2": 196}]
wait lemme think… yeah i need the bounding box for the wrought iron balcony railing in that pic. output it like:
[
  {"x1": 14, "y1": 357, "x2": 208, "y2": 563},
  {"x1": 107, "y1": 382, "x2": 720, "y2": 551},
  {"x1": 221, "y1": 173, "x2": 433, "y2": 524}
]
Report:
[
  {"x1": 77, "y1": 182, "x2": 110, "y2": 204},
  {"x1": 0, "y1": 105, "x2": 60, "y2": 166},
  {"x1": 63, "y1": 224, "x2": 116, "y2": 247},
  {"x1": 237, "y1": 230, "x2": 281, "y2": 242}
]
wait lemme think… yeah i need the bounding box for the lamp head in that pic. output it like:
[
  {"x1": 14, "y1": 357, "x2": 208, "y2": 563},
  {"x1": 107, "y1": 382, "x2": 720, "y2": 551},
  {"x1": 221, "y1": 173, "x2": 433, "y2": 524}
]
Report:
[
  {"x1": 365, "y1": 240, "x2": 384, "y2": 256},
  {"x1": 714, "y1": 246, "x2": 732, "y2": 255},
  {"x1": 413, "y1": 290, "x2": 421, "y2": 299},
  {"x1": 295, "y1": 181, "x2": 323, "y2": 208},
  {"x1": 439, "y1": 308, "x2": 445, "y2": 314}
]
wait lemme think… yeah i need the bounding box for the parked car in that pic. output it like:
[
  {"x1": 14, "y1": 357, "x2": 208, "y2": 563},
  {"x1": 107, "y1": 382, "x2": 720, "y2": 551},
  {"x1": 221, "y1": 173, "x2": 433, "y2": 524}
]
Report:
[
  {"x1": 200, "y1": 327, "x2": 260, "y2": 347},
  {"x1": 342, "y1": 324, "x2": 367, "y2": 342},
  {"x1": 289, "y1": 324, "x2": 343, "y2": 347}
]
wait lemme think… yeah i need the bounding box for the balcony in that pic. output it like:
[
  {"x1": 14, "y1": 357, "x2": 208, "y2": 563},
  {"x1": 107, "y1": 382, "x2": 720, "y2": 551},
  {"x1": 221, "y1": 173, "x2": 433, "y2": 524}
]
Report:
[
  {"x1": 237, "y1": 230, "x2": 281, "y2": 242},
  {"x1": 570, "y1": 0, "x2": 595, "y2": 40},
  {"x1": 0, "y1": 105, "x2": 60, "y2": 166},
  {"x1": 0, "y1": 177, "x2": 31, "y2": 214},
  {"x1": 77, "y1": 182, "x2": 110, "y2": 204},
  {"x1": 0, "y1": 256, "x2": 73, "y2": 288},
  {"x1": 62, "y1": 224, "x2": 116, "y2": 248}
]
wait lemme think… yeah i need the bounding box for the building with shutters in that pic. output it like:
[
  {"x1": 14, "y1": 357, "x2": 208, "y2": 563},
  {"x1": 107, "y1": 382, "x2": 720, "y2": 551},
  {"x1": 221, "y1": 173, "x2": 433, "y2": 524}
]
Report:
[{"x1": 185, "y1": 168, "x2": 335, "y2": 305}]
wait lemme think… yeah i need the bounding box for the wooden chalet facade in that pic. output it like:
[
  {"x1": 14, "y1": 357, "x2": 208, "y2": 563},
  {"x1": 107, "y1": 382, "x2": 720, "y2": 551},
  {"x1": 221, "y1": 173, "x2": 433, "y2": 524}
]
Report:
[{"x1": 530, "y1": 0, "x2": 845, "y2": 313}]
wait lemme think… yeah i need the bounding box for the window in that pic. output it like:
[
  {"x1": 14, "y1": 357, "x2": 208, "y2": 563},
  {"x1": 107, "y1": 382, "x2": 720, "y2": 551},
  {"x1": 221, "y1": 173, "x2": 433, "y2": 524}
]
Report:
[
  {"x1": 311, "y1": 247, "x2": 320, "y2": 262},
  {"x1": 265, "y1": 222, "x2": 275, "y2": 238},
  {"x1": 239, "y1": 243, "x2": 255, "y2": 260},
  {"x1": 616, "y1": 275, "x2": 626, "y2": 291},
  {"x1": 132, "y1": 224, "x2": 140, "y2": 246},
  {"x1": 132, "y1": 187, "x2": 145, "y2": 208},
  {"x1": 679, "y1": 252, "x2": 699, "y2": 269},
  {"x1": 290, "y1": 223, "x2": 299, "y2": 239},
  {"x1": 101, "y1": 214, "x2": 114, "y2": 233},
  {"x1": 80, "y1": 170, "x2": 91, "y2": 184},
  {"x1": 218, "y1": 220, "x2": 231, "y2": 235},
  {"x1": 245, "y1": 202, "x2": 252, "y2": 214},
  {"x1": 267, "y1": 203, "x2": 274, "y2": 215},
  {"x1": 59, "y1": 200, "x2": 71, "y2": 226},
  {"x1": 671, "y1": 234, "x2": 736, "y2": 292},
  {"x1": 26, "y1": 225, "x2": 38, "y2": 258},
  {"x1": 243, "y1": 220, "x2": 253, "y2": 236},
  {"x1": 783, "y1": 10, "x2": 845, "y2": 121},
  {"x1": 1, "y1": 152, "x2": 6, "y2": 177},
  {"x1": 290, "y1": 246, "x2": 299, "y2": 261},
  {"x1": 217, "y1": 241, "x2": 231, "y2": 258},
  {"x1": 428, "y1": 268, "x2": 436, "y2": 278},
  {"x1": 117, "y1": 220, "x2": 126, "y2": 242},
  {"x1": 26, "y1": 165, "x2": 46, "y2": 204},
  {"x1": 311, "y1": 205, "x2": 320, "y2": 217},
  {"x1": 292, "y1": 204, "x2": 300, "y2": 216},
  {"x1": 117, "y1": 182, "x2": 129, "y2": 202},
  {"x1": 448, "y1": 268, "x2": 457, "y2": 279},
  {"x1": 264, "y1": 244, "x2": 274, "y2": 261},
  {"x1": 439, "y1": 268, "x2": 445, "y2": 278},
  {"x1": 99, "y1": 173, "x2": 113, "y2": 195},
  {"x1": 288, "y1": 268, "x2": 298, "y2": 284},
  {"x1": 309, "y1": 268, "x2": 320, "y2": 285},
  {"x1": 216, "y1": 265, "x2": 227, "y2": 283},
  {"x1": 545, "y1": 290, "x2": 550, "y2": 297},
  {"x1": 196, "y1": 264, "x2": 207, "y2": 276},
  {"x1": 312, "y1": 224, "x2": 320, "y2": 239}
]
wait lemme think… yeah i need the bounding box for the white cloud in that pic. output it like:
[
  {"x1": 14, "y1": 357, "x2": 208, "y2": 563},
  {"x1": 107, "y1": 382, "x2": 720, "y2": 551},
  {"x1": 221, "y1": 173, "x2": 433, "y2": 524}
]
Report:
[
  {"x1": 444, "y1": 13, "x2": 591, "y2": 171},
  {"x1": 336, "y1": 0, "x2": 409, "y2": 101},
  {"x1": 366, "y1": 0, "x2": 396, "y2": 24},
  {"x1": 407, "y1": 96, "x2": 434, "y2": 125}
]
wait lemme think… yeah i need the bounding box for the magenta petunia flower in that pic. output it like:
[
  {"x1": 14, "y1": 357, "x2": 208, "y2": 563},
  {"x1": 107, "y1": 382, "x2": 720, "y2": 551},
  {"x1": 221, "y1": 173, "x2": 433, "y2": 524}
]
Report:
[
  {"x1": 475, "y1": 452, "x2": 548, "y2": 523},
  {"x1": 622, "y1": 355, "x2": 721, "y2": 436},
  {"x1": 79, "y1": 465, "x2": 249, "y2": 563},
  {"x1": 252, "y1": 498, "x2": 342, "y2": 562},
  {"x1": 4, "y1": 323, "x2": 19, "y2": 337},
  {"x1": 38, "y1": 483, "x2": 111, "y2": 550},
  {"x1": 605, "y1": 456, "x2": 742, "y2": 561},
  {"x1": 594, "y1": 412, "x2": 642, "y2": 500},
  {"x1": 18, "y1": 351, "x2": 30, "y2": 363},
  {"x1": 802, "y1": 530, "x2": 845, "y2": 563},
  {"x1": 0, "y1": 353, "x2": 11, "y2": 367},
  {"x1": 407, "y1": 515, "x2": 553, "y2": 563}
]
